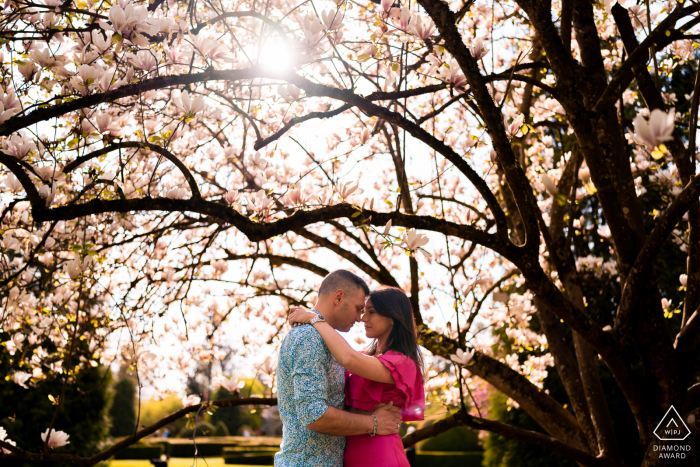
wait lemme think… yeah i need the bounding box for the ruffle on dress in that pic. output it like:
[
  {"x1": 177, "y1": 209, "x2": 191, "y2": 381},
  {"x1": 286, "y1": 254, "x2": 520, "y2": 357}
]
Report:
[{"x1": 345, "y1": 350, "x2": 425, "y2": 421}]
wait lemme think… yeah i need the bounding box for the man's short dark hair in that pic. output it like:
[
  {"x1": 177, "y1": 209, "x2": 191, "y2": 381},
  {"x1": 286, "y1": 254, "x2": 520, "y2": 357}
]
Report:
[{"x1": 318, "y1": 269, "x2": 369, "y2": 298}]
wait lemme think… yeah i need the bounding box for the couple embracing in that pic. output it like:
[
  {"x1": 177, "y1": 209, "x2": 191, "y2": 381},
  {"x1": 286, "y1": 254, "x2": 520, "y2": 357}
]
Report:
[{"x1": 274, "y1": 269, "x2": 425, "y2": 467}]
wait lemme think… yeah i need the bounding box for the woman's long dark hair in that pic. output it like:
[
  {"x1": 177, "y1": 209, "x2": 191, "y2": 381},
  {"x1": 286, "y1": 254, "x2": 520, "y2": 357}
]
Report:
[{"x1": 365, "y1": 286, "x2": 424, "y2": 372}]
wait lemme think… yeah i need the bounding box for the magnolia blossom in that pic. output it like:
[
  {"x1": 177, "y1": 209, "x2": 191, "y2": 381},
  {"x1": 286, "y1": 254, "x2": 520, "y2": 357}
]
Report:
[
  {"x1": 18, "y1": 61, "x2": 38, "y2": 81},
  {"x1": 1, "y1": 132, "x2": 36, "y2": 159},
  {"x1": 70, "y1": 64, "x2": 101, "y2": 95},
  {"x1": 65, "y1": 256, "x2": 94, "y2": 279},
  {"x1": 408, "y1": 15, "x2": 435, "y2": 40},
  {"x1": 450, "y1": 348, "x2": 475, "y2": 365},
  {"x1": 105, "y1": 1, "x2": 159, "y2": 44},
  {"x1": 166, "y1": 187, "x2": 188, "y2": 199},
  {"x1": 540, "y1": 173, "x2": 558, "y2": 195},
  {"x1": 680, "y1": 274, "x2": 687, "y2": 287},
  {"x1": 320, "y1": 9, "x2": 344, "y2": 30},
  {"x1": 187, "y1": 35, "x2": 235, "y2": 63},
  {"x1": 38, "y1": 182, "x2": 56, "y2": 207},
  {"x1": 597, "y1": 225, "x2": 612, "y2": 238},
  {"x1": 248, "y1": 189, "x2": 273, "y2": 213},
  {"x1": 336, "y1": 180, "x2": 363, "y2": 199},
  {"x1": 0, "y1": 87, "x2": 20, "y2": 124},
  {"x1": 402, "y1": 229, "x2": 429, "y2": 251},
  {"x1": 174, "y1": 91, "x2": 205, "y2": 116},
  {"x1": 661, "y1": 298, "x2": 673, "y2": 311},
  {"x1": 129, "y1": 50, "x2": 159, "y2": 71},
  {"x1": 470, "y1": 38, "x2": 490, "y2": 60},
  {"x1": 30, "y1": 47, "x2": 56, "y2": 68},
  {"x1": 504, "y1": 114, "x2": 524, "y2": 137},
  {"x1": 382, "y1": 220, "x2": 392, "y2": 236},
  {"x1": 212, "y1": 375, "x2": 245, "y2": 392},
  {"x1": 41, "y1": 429, "x2": 70, "y2": 448},
  {"x1": 223, "y1": 189, "x2": 240, "y2": 205},
  {"x1": 13, "y1": 372, "x2": 31, "y2": 388},
  {"x1": 438, "y1": 62, "x2": 467, "y2": 88},
  {"x1": 182, "y1": 394, "x2": 201, "y2": 407},
  {"x1": 360, "y1": 128, "x2": 370, "y2": 144},
  {"x1": 633, "y1": 108, "x2": 675, "y2": 148},
  {"x1": 0, "y1": 427, "x2": 16, "y2": 454},
  {"x1": 285, "y1": 185, "x2": 313, "y2": 206},
  {"x1": 4, "y1": 174, "x2": 23, "y2": 192},
  {"x1": 92, "y1": 112, "x2": 122, "y2": 134},
  {"x1": 381, "y1": 0, "x2": 393, "y2": 13},
  {"x1": 302, "y1": 15, "x2": 324, "y2": 47},
  {"x1": 390, "y1": 7, "x2": 412, "y2": 30}
]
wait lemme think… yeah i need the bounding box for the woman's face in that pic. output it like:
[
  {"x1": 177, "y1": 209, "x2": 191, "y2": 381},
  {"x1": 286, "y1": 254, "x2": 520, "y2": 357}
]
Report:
[{"x1": 361, "y1": 298, "x2": 393, "y2": 340}]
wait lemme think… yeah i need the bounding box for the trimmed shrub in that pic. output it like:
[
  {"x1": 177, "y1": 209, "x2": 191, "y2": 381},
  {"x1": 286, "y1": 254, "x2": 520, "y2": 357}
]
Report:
[
  {"x1": 223, "y1": 446, "x2": 279, "y2": 465},
  {"x1": 112, "y1": 444, "x2": 164, "y2": 460}
]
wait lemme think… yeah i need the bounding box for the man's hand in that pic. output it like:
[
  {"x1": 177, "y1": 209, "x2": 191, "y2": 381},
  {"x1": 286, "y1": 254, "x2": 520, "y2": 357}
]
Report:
[{"x1": 372, "y1": 401, "x2": 403, "y2": 435}]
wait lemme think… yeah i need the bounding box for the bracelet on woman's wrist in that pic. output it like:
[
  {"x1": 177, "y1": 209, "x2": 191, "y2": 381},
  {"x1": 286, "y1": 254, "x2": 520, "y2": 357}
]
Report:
[{"x1": 370, "y1": 414, "x2": 378, "y2": 437}]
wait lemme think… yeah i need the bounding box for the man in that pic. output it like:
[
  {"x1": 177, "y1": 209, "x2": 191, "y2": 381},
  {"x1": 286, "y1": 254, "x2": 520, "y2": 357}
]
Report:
[{"x1": 275, "y1": 269, "x2": 402, "y2": 466}]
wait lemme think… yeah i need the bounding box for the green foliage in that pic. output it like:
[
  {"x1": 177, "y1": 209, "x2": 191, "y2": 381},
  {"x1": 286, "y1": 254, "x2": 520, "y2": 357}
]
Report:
[
  {"x1": 110, "y1": 378, "x2": 137, "y2": 437},
  {"x1": 0, "y1": 365, "x2": 112, "y2": 467},
  {"x1": 482, "y1": 392, "x2": 576, "y2": 467},
  {"x1": 208, "y1": 387, "x2": 263, "y2": 436},
  {"x1": 418, "y1": 425, "x2": 481, "y2": 452},
  {"x1": 139, "y1": 395, "x2": 187, "y2": 436}
]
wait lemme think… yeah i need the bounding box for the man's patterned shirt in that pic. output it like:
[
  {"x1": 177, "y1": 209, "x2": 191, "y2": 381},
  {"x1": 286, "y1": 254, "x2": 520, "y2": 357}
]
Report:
[{"x1": 274, "y1": 320, "x2": 346, "y2": 467}]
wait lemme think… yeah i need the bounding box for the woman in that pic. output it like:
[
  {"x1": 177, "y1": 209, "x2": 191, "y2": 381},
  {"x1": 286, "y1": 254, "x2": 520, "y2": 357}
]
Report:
[{"x1": 288, "y1": 286, "x2": 425, "y2": 467}]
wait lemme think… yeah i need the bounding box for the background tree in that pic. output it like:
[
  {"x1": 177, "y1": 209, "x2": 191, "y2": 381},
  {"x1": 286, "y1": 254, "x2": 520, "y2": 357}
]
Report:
[
  {"x1": 109, "y1": 377, "x2": 137, "y2": 438},
  {"x1": 1, "y1": 0, "x2": 700, "y2": 465}
]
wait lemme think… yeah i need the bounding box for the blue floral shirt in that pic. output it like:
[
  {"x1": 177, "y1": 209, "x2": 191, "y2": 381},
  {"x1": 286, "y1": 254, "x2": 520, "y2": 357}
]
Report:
[{"x1": 274, "y1": 319, "x2": 346, "y2": 467}]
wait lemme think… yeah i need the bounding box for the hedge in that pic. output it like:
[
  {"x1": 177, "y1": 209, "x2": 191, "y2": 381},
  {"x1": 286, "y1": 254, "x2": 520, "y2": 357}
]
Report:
[
  {"x1": 112, "y1": 444, "x2": 164, "y2": 460},
  {"x1": 111, "y1": 436, "x2": 282, "y2": 459},
  {"x1": 222, "y1": 446, "x2": 279, "y2": 465}
]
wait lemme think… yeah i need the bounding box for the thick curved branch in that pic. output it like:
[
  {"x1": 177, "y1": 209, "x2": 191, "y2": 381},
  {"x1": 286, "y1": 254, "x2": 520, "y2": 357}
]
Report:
[
  {"x1": 401, "y1": 410, "x2": 611, "y2": 467},
  {"x1": 419, "y1": 328, "x2": 588, "y2": 450},
  {"x1": 30, "y1": 198, "x2": 503, "y2": 250}
]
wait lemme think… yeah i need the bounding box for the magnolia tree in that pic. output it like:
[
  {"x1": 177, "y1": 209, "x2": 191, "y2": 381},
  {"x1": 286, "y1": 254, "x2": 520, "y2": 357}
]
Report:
[{"x1": 0, "y1": 0, "x2": 700, "y2": 463}]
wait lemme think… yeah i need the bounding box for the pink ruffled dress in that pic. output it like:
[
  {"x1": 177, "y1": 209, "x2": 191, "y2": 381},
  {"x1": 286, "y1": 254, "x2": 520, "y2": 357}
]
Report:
[{"x1": 343, "y1": 350, "x2": 425, "y2": 467}]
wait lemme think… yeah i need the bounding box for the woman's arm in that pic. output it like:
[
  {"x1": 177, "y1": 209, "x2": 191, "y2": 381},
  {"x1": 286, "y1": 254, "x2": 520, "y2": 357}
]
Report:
[{"x1": 289, "y1": 308, "x2": 395, "y2": 384}]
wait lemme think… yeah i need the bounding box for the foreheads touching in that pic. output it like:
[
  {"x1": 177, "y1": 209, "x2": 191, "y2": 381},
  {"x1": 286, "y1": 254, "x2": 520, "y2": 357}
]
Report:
[{"x1": 316, "y1": 269, "x2": 369, "y2": 331}]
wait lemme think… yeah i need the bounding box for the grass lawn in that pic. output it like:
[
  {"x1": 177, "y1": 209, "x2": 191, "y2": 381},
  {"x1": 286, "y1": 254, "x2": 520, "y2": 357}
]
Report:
[{"x1": 109, "y1": 458, "x2": 268, "y2": 467}]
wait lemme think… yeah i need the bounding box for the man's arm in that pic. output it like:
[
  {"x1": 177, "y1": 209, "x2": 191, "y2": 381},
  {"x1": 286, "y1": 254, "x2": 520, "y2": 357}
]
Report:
[
  {"x1": 307, "y1": 403, "x2": 403, "y2": 436},
  {"x1": 291, "y1": 329, "x2": 401, "y2": 436},
  {"x1": 307, "y1": 407, "x2": 374, "y2": 436}
]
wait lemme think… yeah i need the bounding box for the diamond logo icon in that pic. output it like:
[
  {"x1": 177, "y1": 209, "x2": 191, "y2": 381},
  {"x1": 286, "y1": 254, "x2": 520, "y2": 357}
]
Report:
[{"x1": 654, "y1": 406, "x2": 691, "y2": 441}]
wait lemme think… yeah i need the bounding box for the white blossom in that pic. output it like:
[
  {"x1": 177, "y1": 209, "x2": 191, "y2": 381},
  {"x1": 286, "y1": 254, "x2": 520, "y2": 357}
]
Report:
[{"x1": 41, "y1": 429, "x2": 70, "y2": 448}]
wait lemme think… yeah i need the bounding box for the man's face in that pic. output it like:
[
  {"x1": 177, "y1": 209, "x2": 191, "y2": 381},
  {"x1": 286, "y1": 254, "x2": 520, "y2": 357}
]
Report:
[{"x1": 335, "y1": 287, "x2": 367, "y2": 332}]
